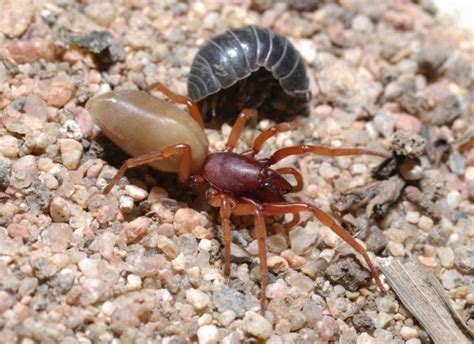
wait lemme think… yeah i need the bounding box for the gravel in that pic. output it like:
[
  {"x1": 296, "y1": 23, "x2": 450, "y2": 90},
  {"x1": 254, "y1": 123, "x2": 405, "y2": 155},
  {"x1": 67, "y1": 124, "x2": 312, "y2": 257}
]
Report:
[{"x1": 0, "y1": 0, "x2": 472, "y2": 342}]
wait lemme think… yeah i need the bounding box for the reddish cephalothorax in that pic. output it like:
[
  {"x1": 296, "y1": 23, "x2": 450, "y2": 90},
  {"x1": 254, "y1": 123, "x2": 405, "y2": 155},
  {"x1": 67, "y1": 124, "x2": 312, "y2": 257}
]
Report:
[{"x1": 87, "y1": 83, "x2": 388, "y2": 313}]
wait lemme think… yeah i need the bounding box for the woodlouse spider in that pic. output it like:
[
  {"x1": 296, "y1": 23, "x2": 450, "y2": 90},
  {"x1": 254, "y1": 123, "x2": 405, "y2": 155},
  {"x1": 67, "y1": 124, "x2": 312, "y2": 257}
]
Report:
[{"x1": 86, "y1": 83, "x2": 388, "y2": 313}]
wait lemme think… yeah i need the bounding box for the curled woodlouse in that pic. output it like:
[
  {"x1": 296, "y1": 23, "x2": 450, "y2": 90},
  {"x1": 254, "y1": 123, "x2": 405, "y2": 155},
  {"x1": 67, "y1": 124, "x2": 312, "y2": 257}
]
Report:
[
  {"x1": 188, "y1": 25, "x2": 311, "y2": 121},
  {"x1": 87, "y1": 82, "x2": 388, "y2": 314}
]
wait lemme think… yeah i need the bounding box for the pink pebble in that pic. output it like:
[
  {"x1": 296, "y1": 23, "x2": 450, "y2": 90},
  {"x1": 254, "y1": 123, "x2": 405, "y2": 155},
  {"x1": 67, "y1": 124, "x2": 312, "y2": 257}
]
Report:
[{"x1": 394, "y1": 113, "x2": 422, "y2": 133}]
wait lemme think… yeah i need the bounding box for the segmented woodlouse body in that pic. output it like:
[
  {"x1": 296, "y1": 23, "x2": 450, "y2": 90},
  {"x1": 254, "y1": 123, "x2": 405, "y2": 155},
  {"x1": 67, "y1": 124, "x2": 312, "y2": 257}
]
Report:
[{"x1": 188, "y1": 25, "x2": 311, "y2": 121}]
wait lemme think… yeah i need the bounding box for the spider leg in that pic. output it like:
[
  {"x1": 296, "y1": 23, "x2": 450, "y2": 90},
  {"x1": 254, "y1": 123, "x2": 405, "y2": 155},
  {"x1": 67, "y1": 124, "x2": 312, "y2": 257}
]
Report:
[
  {"x1": 243, "y1": 122, "x2": 297, "y2": 157},
  {"x1": 261, "y1": 201, "x2": 385, "y2": 292},
  {"x1": 269, "y1": 145, "x2": 389, "y2": 165},
  {"x1": 225, "y1": 108, "x2": 257, "y2": 152},
  {"x1": 103, "y1": 144, "x2": 192, "y2": 194},
  {"x1": 148, "y1": 82, "x2": 204, "y2": 128}
]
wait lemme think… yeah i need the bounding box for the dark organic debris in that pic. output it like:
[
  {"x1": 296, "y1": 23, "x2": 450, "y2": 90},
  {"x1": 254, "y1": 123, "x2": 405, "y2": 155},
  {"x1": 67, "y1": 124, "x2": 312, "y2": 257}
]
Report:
[
  {"x1": 326, "y1": 255, "x2": 372, "y2": 291},
  {"x1": 404, "y1": 186, "x2": 441, "y2": 221}
]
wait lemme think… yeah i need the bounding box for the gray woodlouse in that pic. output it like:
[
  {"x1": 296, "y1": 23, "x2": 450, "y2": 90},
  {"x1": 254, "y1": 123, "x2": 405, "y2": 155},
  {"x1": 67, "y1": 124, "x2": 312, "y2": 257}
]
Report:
[{"x1": 187, "y1": 25, "x2": 312, "y2": 121}]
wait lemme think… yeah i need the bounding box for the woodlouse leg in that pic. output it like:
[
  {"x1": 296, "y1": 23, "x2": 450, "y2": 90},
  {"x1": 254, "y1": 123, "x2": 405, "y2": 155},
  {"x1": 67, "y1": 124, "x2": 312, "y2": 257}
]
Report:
[
  {"x1": 243, "y1": 123, "x2": 297, "y2": 157},
  {"x1": 275, "y1": 167, "x2": 303, "y2": 192},
  {"x1": 261, "y1": 202, "x2": 385, "y2": 292},
  {"x1": 225, "y1": 108, "x2": 257, "y2": 152},
  {"x1": 232, "y1": 201, "x2": 268, "y2": 314},
  {"x1": 268, "y1": 145, "x2": 390, "y2": 165},
  {"x1": 148, "y1": 82, "x2": 204, "y2": 128},
  {"x1": 103, "y1": 144, "x2": 192, "y2": 194}
]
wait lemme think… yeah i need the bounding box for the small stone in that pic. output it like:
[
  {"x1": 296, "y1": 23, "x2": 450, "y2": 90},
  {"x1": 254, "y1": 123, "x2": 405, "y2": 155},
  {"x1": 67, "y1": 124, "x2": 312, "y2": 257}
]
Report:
[
  {"x1": 352, "y1": 313, "x2": 374, "y2": 332},
  {"x1": 266, "y1": 234, "x2": 287, "y2": 254},
  {"x1": 0, "y1": 156, "x2": 11, "y2": 187},
  {"x1": 59, "y1": 139, "x2": 83, "y2": 170},
  {"x1": 48, "y1": 223, "x2": 72, "y2": 252},
  {"x1": 222, "y1": 332, "x2": 240, "y2": 344},
  {"x1": 119, "y1": 195, "x2": 134, "y2": 213},
  {"x1": 157, "y1": 235, "x2": 179, "y2": 258},
  {"x1": 400, "y1": 326, "x2": 418, "y2": 340},
  {"x1": 376, "y1": 312, "x2": 393, "y2": 329},
  {"x1": 441, "y1": 269, "x2": 463, "y2": 290},
  {"x1": 447, "y1": 151, "x2": 465, "y2": 176},
  {"x1": 454, "y1": 246, "x2": 474, "y2": 275},
  {"x1": 266, "y1": 279, "x2": 288, "y2": 299},
  {"x1": 50, "y1": 196, "x2": 70, "y2": 223},
  {"x1": 102, "y1": 301, "x2": 116, "y2": 316},
  {"x1": 356, "y1": 333, "x2": 377, "y2": 344},
  {"x1": 405, "y1": 211, "x2": 419, "y2": 224},
  {"x1": 326, "y1": 256, "x2": 372, "y2": 291},
  {"x1": 286, "y1": 271, "x2": 314, "y2": 293},
  {"x1": 186, "y1": 288, "x2": 211, "y2": 310},
  {"x1": 219, "y1": 310, "x2": 236, "y2": 327},
  {"x1": 125, "y1": 185, "x2": 148, "y2": 201},
  {"x1": 418, "y1": 255, "x2": 437, "y2": 267},
  {"x1": 230, "y1": 243, "x2": 252, "y2": 263},
  {"x1": 11, "y1": 155, "x2": 37, "y2": 189},
  {"x1": 316, "y1": 316, "x2": 338, "y2": 342},
  {"x1": 0, "y1": 135, "x2": 19, "y2": 158},
  {"x1": 365, "y1": 227, "x2": 388, "y2": 254},
  {"x1": 0, "y1": 290, "x2": 14, "y2": 313},
  {"x1": 7, "y1": 223, "x2": 28, "y2": 240},
  {"x1": 387, "y1": 241, "x2": 405, "y2": 256},
  {"x1": 78, "y1": 258, "x2": 100, "y2": 277},
  {"x1": 174, "y1": 208, "x2": 208, "y2": 235},
  {"x1": 18, "y1": 277, "x2": 38, "y2": 296},
  {"x1": 465, "y1": 167, "x2": 474, "y2": 182},
  {"x1": 212, "y1": 286, "x2": 246, "y2": 317},
  {"x1": 394, "y1": 114, "x2": 422, "y2": 133},
  {"x1": 124, "y1": 217, "x2": 150, "y2": 243},
  {"x1": 281, "y1": 250, "x2": 305, "y2": 269},
  {"x1": 0, "y1": 0, "x2": 33, "y2": 38},
  {"x1": 126, "y1": 274, "x2": 142, "y2": 290},
  {"x1": 436, "y1": 247, "x2": 455, "y2": 268},
  {"x1": 197, "y1": 325, "x2": 220, "y2": 344},
  {"x1": 198, "y1": 313, "x2": 212, "y2": 326},
  {"x1": 242, "y1": 311, "x2": 273, "y2": 339},
  {"x1": 319, "y1": 162, "x2": 339, "y2": 180},
  {"x1": 373, "y1": 112, "x2": 394, "y2": 137},
  {"x1": 290, "y1": 222, "x2": 318, "y2": 255},
  {"x1": 418, "y1": 216, "x2": 433, "y2": 231},
  {"x1": 85, "y1": 2, "x2": 116, "y2": 26},
  {"x1": 406, "y1": 339, "x2": 421, "y2": 344},
  {"x1": 267, "y1": 255, "x2": 289, "y2": 273},
  {"x1": 147, "y1": 186, "x2": 169, "y2": 203}
]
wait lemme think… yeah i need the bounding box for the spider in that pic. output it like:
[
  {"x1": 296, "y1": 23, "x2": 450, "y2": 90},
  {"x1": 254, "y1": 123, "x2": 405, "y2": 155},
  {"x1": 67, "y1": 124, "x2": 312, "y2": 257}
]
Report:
[{"x1": 86, "y1": 83, "x2": 388, "y2": 313}]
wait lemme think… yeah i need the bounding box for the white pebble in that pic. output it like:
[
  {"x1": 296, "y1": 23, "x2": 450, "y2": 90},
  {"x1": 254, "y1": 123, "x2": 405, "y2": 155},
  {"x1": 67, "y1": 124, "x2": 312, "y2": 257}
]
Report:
[
  {"x1": 418, "y1": 216, "x2": 433, "y2": 231},
  {"x1": 119, "y1": 195, "x2": 134, "y2": 213},
  {"x1": 186, "y1": 288, "x2": 211, "y2": 310},
  {"x1": 218, "y1": 310, "x2": 236, "y2": 327},
  {"x1": 405, "y1": 211, "x2": 419, "y2": 224},
  {"x1": 102, "y1": 301, "x2": 116, "y2": 316},
  {"x1": 199, "y1": 239, "x2": 212, "y2": 251},
  {"x1": 126, "y1": 274, "x2": 142, "y2": 289},
  {"x1": 387, "y1": 242, "x2": 405, "y2": 256},
  {"x1": 125, "y1": 185, "x2": 148, "y2": 202},
  {"x1": 197, "y1": 325, "x2": 220, "y2": 344},
  {"x1": 400, "y1": 325, "x2": 418, "y2": 340},
  {"x1": 465, "y1": 166, "x2": 474, "y2": 182},
  {"x1": 198, "y1": 313, "x2": 213, "y2": 326},
  {"x1": 319, "y1": 162, "x2": 339, "y2": 180},
  {"x1": 242, "y1": 311, "x2": 273, "y2": 339}
]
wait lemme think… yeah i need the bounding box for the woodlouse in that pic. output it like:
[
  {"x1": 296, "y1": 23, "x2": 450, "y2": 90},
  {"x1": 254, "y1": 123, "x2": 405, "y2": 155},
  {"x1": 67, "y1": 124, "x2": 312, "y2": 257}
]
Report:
[
  {"x1": 87, "y1": 83, "x2": 388, "y2": 313},
  {"x1": 188, "y1": 25, "x2": 312, "y2": 121}
]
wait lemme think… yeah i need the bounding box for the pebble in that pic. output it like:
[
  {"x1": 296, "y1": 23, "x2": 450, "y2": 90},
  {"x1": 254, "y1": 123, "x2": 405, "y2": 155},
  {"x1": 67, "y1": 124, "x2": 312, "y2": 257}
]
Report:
[
  {"x1": 0, "y1": 156, "x2": 11, "y2": 187},
  {"x1": 0, "y1": 0, "x2": 33, "y2": 37},
  {"x1": 124, "y1": 217, "x2": 150, "y2": 243},
  {"x1": 267, "y1": 256, "x2": 289, "y2": 273},
  {"x1": 125, "y1": 185, "x2": 148, "y2": 202},
  {"x1": 222, "y1": 332, "x2": 240, "y2": 344},
  {"x1": 48, "y1": 223, "x2": 72, "y2": 252},
  {"x1": 7, "y1": 223, "x2": 29, "y2": 241},
  {"x1": 290, "y1": 222, "x2": 318, "y2": 255},
  {"x1": 319, "y1": 162, "x2": 339, "y2": 180},
  {"x1": 0, "y1": 290, "x2": 14, "y2": 313},
  {"x1": 242, "y1": 311, "x2": 273, "y2": 339},
  {"x1": 157, "y1": 235, "x2": 179, "y2": 259},
  {"x1": 405, "y1": 211, "x2": 419, "y2": 224},
  {"x1": 50, "y1": 197, "x2": 71, "y2": 223},
  {"x1": 147, "y1": 186, "x2": 169, "y2": 203},
  {"x1": 266, "y1": 279, "x2": 288, "y2": 299},
  {"x1": 119, "y1": 195, "x2": 134, "y2": 213},
  {"x1": 356, "y1": 333, "x2": 378, "y2": 344},
  {"x1": 316, "y1": 316, "x2": 338, "y2": 342},
  {"x1": 280, "y1": 250, "x2": 305, "y2": 269},
  {"x1": 0, "y1": 135, "x2": 19, "y2": 158},
  {"x1": 11, "y1": 155, "x2": 37, "y2": 189},
  {"x1": 126, "y1": 274, "x2": 142, "y2": 290},
  {"x1": 418, "y1": 216, "x2": 433, "y2": 231},
  {"x1": 387, "y1": 241, "x2": 406, "y2": 256},
  {"x1": 266, "y1": 234, "x2": 287, "y2": 254},
  {"x1": 436, "y1": 247, "x2": 454, "y2": 268},
  {"x1": 393, "y1": 114, "x2": 422, "y2": 133},
  {"x1": 174, "y1": 208, "x2": 208, "y2": 235},
  {"x1": 454, "y1": 246, "x2": 474, "y2": 274},
  {"x1": 218, "y1": 310, "x2": 236, "y2": 327},
  {"x1": 400, "y1": 326, "x2": 418, "y2": 340},
  {"x1": 465, "y1": 166, "x2": 474, "y2": 182},
  {"x1": 197, "y1": 325, "x2": 220, "y2": 344},
  {"x1": 59, "y1": 139, "x2": 83, "y2": 170},
  {"x1": 78, "y1": 258, "x2": 100, "y2": 278},
  {"x1": 212, "y1": 287, "x2": 246, "y2": 317},
  {"x1": 441, "y1": 269, "x2": 463, "y2": 290}
]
